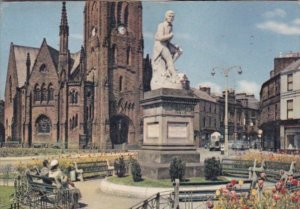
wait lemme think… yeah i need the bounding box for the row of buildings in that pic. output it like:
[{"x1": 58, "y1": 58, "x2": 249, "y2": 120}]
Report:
[{"x1": 0, "y1": 1, "x2": 299, "y2": 151}]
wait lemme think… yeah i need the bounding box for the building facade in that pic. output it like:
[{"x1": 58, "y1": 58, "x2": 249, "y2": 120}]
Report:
[
  {"x1": 260, "y1": 53, "x2": 300, "y2": 150},
  {"x1": 280, "y1": 58, "x2": 300, "y2": 149},
  {"x1": 4, "y1": 2, "x2": 150, "y2": 149},
  {"x1": 0, "y1": 100, "x2": 4, "y2": 143}
]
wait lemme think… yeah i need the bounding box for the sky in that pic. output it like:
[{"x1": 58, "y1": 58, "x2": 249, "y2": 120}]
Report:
[{"x1": 0, "y1": 1, "x2": 299, "y2": 101}]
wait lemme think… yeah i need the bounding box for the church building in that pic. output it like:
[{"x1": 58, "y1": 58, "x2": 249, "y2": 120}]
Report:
[{"x1": 4, "y1": 1, "x2": 151, "y2": 149}]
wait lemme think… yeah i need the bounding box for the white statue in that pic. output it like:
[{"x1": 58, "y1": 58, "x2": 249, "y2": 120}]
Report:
[{"x1": 151, "y1": 10, "x2": 187, "y2": 90}]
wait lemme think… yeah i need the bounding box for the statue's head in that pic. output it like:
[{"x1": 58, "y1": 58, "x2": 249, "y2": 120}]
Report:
[{"x1": 165, "y1": 10, "x2": 175, "y2": 23}]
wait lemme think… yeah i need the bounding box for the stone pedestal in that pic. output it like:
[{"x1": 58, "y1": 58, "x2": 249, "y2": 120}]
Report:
[{"x1": 139, "y1": 88, "x2": 201, "y2": 179}]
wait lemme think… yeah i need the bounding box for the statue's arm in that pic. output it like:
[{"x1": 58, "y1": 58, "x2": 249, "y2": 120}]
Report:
[{"x1": 155, "y1": 24, "x2": 173, "y2": 42}]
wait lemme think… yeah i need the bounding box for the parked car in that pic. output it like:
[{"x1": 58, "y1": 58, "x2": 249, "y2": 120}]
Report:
[{"x1": 231, "y1": 141, "x2": 250, "y2": 150}]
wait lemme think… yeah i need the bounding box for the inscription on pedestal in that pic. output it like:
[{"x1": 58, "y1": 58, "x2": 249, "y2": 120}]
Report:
[
  {"x1": 167, "y1": 122, "x2": 188, "y2": 138},
  {"x1": 147, "y1": 122, "x2": 159, "y2": 138}
]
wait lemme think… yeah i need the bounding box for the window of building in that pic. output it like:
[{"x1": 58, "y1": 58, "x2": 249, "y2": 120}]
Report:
[
  {"x1": 36, "y1": 115, "x2": 51, "y2": 134},
  {"x1": 287, "y1": 100, "x2": 293, "y2": 119},
  {"x1": 34, "y1": 84, "x2": 40, "y2": 102},
  {"x1": 39, "y1": 64, "x2": 47, "y2": 73},
  {"x1": 48, "y1": 84, "x2": 54, "y2": 101},
  {"x1": 110, "y1": 4, "x2": 116, "y2": 27},
  {"x1": 69, "y1": 90, "x2": 78, "y2": 104},
  {"x1": 119, "y1": 76, "x2": 123, "y2": 92},
  {"x1": 117, "y1": 2, "x2": 122, "y2": 24},
  {"x1": 41, "y1": 84, "x2": 47, "y2": 102},
  {"x1": 124, "y1": 5, "x2": 129, "y2": 27},
  {"x1": 126, "y1": 47, "x2": 131, "y2": 66},
  {"x1": 287, "y1": 74, "x2": 293, "y2": 91}
]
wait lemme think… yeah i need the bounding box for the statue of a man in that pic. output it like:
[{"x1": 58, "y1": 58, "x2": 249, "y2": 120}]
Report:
[{"x1": 151, "y1": 10, "x2": 184, "y2": 90}]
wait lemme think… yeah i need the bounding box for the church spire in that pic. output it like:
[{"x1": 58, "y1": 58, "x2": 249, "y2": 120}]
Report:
[{"x1": 59, "y1": 1, "x2": 69, "y2": 54}]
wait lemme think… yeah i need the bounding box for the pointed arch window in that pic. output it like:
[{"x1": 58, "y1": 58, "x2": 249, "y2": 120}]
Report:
[
  {"x1": 119, "y1": 76, "x2": 123, "y2": 92},
  {"x1": 124, "y1": 5, "x2": 129, "y2": 28},
  {"x1": 36, "y1": 115, "x2": 51, "y2": 134},
  {"x1": 41, "y1": 83, "x2": 47, "y2": 102},
  {"x1": 34, "y1": 84, "x2": 41, "y2": 102},
  {"x1": 126, "y1": 47, "x2": 131, "y2": 66},
  {"x1": 48, "y1": 83, "x2": 54, "y2": 101},
  {"x1": 117, "y1": 2, "x2": 123, "y2": 25}
]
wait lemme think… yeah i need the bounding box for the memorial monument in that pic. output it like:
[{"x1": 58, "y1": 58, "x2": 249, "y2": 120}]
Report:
[{"x1": 139, "y1": 10, "x2": 201, "y2": 179}]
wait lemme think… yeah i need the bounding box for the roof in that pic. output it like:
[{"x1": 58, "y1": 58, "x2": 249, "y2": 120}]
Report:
[
  {"x1": 192, "y1": 88, "x2": 217, "y2": 103},
  {"x1": 13, "y1": 45, "x2": 39, "y2": 87},
  {"x1": 281, "y1": 58, "x2": 300, "y2": 74},
  {"x1": 47, "y1": 45, "x2": 59, "y2": 70}
]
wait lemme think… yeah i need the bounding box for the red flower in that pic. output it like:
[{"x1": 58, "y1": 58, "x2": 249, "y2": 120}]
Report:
[
  {"x1": 272, "y1": 188, "x2": 276, "y2": 193},
  {"x1": 292, "y1": 194, "x2": 299, "y2": 203},
  {"x1": 291, "y1": 179, "x2": 298, "y2": 186},
  {"x1": 243, "y1": 206, "x2": 249, "y2": 209},
  {"x1": 280, "y1": 188, "x2": 287, "y2": 195},
  {"x1": 273, "y1": 194, "x2": 280, "y2": 201},
  {"x1": 275, "y1": 182, "x2": 283, "y2": 191},
  {"x1": 231, "y1": 179, "x2": 237, "y2": 185}
]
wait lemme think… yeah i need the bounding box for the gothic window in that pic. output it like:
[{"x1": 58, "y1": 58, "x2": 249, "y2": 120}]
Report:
[
  {"x1": 117, "y1": 2, "x2": 123, "y2": 24},
  {"x1": 69, "y1": 90, "x2": 78, "y2": 104},
  {"x1": 39, "y1": 64, "x2": 47, "y2": 73},
  {"x1": 34, "y1": 84, "x2": 41, "y2": 102},
  {"x1": 41, "y1": 83, "x2": 47, "y2": 102},
  {"x1": 119, "y1": 76, "x2": 123, "y2": 92},
  {"x1": 76, "y1": 114, "x2": 78, "y2": 127},
  {"x1": 48, "y1": 83, "x2": 54, "y2": 101},
  {"x1": 70, "y1": 118, "x2": 72, "y2": 129},
  {"x1": 36, "y1": 115, "x2": 51, "y2": 134},
  {"x1": 9, "y1": 76, "x2": 12, "y2": 103},
  {"x1": 91, "y1": 27, "x2": 97, "y2": 37},
  {"x1": 126, "y1": 47, "x2": 131, "y2": 65},
  {"x1": 124, "y1": 5, "x2": 129, "y2": 27}
]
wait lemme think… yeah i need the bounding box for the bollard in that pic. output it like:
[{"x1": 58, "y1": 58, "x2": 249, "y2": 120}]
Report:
[{"x1": 174, "y1": 179, "x2": 180, "y2": 209}]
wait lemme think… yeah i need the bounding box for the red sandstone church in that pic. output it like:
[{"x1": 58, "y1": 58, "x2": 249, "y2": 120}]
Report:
[{"x1": 4, "y1": 2, "x2": 152, "y2": 149}]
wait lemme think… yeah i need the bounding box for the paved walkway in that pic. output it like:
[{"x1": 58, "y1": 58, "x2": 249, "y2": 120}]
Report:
[{"x1": 75, "y1": 179, "x2": 144, "y2": 209}]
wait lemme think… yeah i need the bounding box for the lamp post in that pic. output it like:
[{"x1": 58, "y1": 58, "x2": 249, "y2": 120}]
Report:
[{"x1": 211, "y1": 66, "x2": 242, "y2": 156}]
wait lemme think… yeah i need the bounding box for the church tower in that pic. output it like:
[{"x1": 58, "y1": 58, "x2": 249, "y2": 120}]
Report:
[{"x1": 84, "y1": 1, "x2": 144, "y2": 149}]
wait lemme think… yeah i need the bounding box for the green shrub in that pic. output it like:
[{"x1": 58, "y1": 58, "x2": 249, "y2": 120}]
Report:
[
  {"x1": 130, "y1": 158, "x2": 142, "y2": 182},
  {"x1": 114, "y1": 155, "x2": 126, "y2": 177},
  {"x1": 169, "y1": 157, "x2": 186, "y2": 182},
  {"x1": 204, "y1": 157, "x2": 221, "y2": 180}
]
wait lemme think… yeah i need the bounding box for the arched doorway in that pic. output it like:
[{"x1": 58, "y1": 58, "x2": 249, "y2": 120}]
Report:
[{"x1": 110, "y1": 115, "x2": 130, "y2": 146}]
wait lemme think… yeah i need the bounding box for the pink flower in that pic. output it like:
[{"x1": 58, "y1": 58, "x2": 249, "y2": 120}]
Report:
[
  {"x1": 231, "y1": 179, "x2": 237, "y2": 185},
  {"x1": 206, "y1": 200, "x2": 214, "y2": 208},
  {"x1": 291, "y1": 179, "x2": 298, "y2": 186},
  {"x1": 273, "y1": 194, "x2": 280, "y2": 201}
]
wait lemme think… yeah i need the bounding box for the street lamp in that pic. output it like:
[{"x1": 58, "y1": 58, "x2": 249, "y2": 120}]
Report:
[{"x1": 211, "y1": 66, "x2": 242, "y2": 156}]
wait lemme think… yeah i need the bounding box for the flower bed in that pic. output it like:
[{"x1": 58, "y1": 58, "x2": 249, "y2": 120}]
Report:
[
  {"x1": 237, "y1": 150, "x2": 300, "y2": 168},
  {"x1": 207, "y1": 173, "x2": 300, "y2": 209},
  {"x1": 16, "y1": 152, "x2": 137, "y2": 173}
]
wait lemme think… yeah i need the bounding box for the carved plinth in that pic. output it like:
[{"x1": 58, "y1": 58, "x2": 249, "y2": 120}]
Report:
[{"x1": 139, "y1": 88, "x2": 201, "y2": 179}]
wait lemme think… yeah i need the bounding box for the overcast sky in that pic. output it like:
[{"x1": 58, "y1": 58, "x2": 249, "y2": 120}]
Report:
[{"x1": 0, "y1": 1, "x2": 299, "y2": 100}]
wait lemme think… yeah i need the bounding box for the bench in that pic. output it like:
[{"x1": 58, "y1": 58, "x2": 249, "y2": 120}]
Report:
[
  {"x1": 26, "y1": 174, "x2": 79, "y2": 208},
  {"x1": 263, "y1": 161, "x2": 296, "y2": 182},
  {"x1": 74, "y1": 161, "x2": 113, "y2": 181},
  {"x1": 221, "y1": 159, "x2": 256, "y2": 178}
]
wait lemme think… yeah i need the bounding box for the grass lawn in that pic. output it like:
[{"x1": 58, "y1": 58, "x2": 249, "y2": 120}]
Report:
[
  {"x1": 0, "y1": 186, "x2": 14, "y2": 205},
  {"x1": 107, "y1": 176, "x2": 228, "y2": 188}
]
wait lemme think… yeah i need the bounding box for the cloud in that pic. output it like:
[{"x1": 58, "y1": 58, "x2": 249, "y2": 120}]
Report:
[
  {"x1": 293, "y1": 18, "x2": 300, "y2": 25},
  {"x1": 237, "y1": 80, "x2": 260, "y2": 98},
  {"x1": 256, "y1": 20, "x2": 300, "y2": 35},
  {"x1": 70, "y1": 33, "x2": 83, "y2": 41},
  {"x1": 197, "y1": 81, "x2": 222, "y2": 94},
  {"x1": 263, "y1": 8, "x2": 286, "y2": 19}
]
